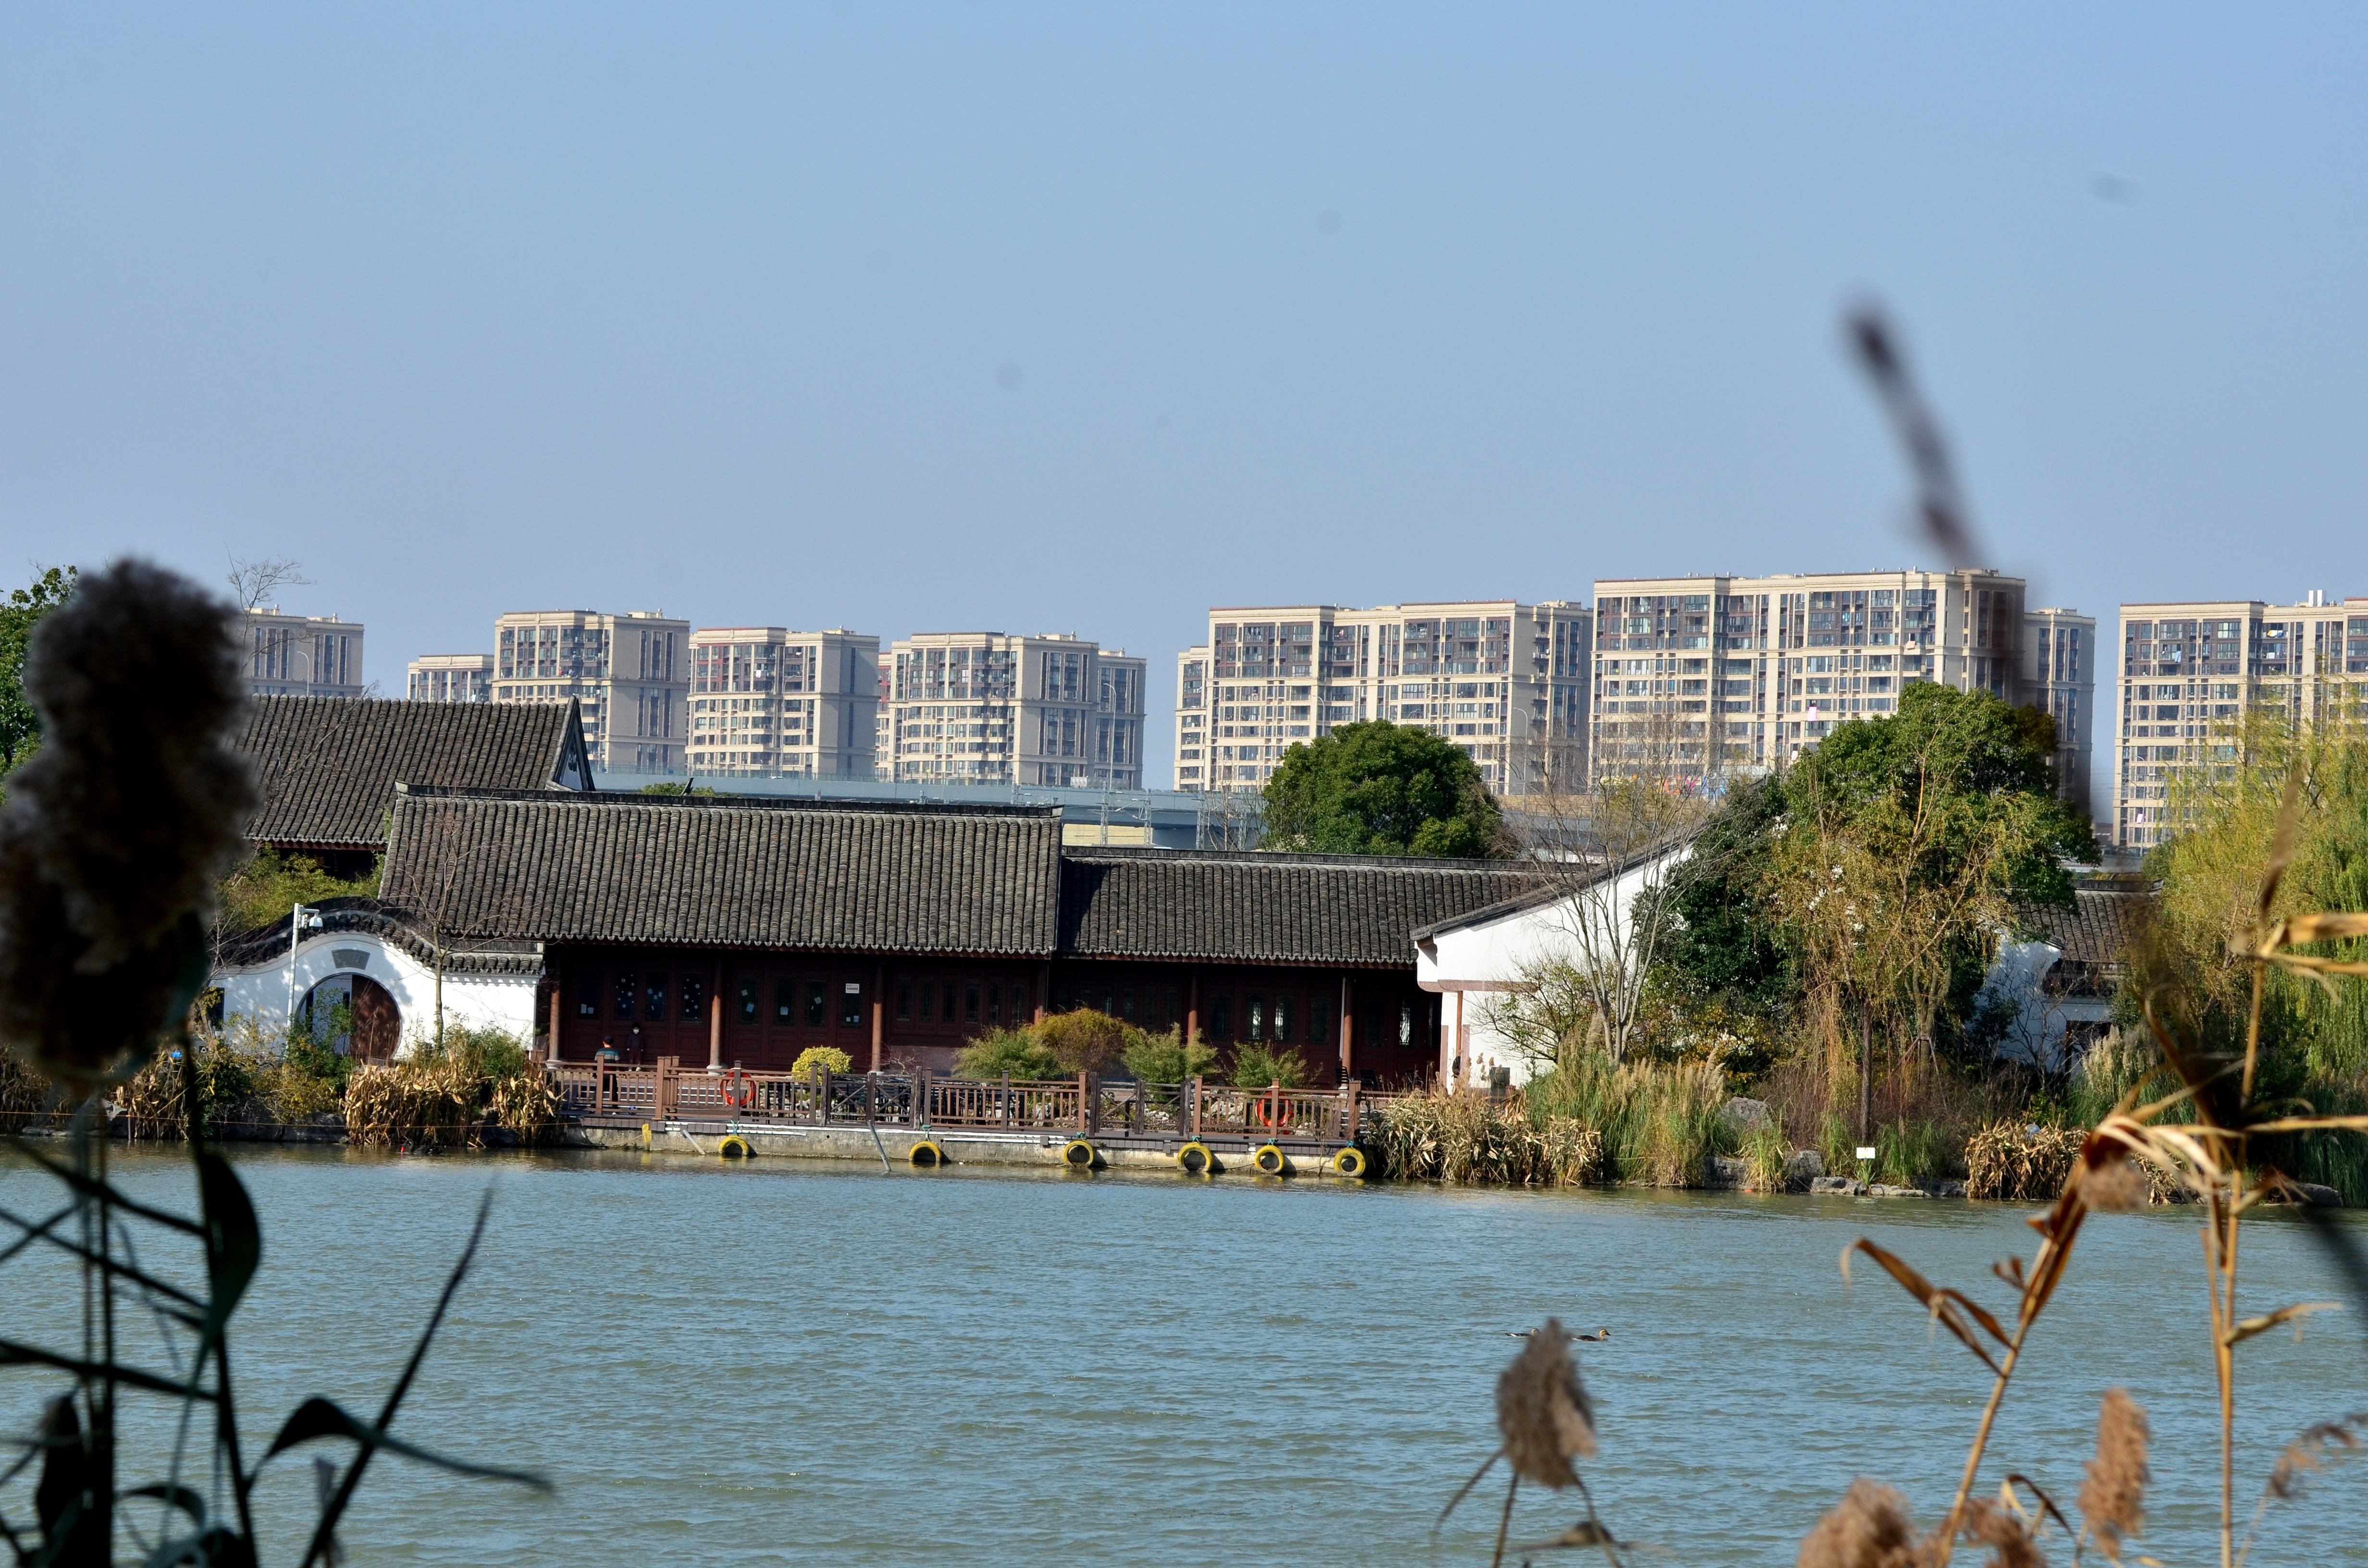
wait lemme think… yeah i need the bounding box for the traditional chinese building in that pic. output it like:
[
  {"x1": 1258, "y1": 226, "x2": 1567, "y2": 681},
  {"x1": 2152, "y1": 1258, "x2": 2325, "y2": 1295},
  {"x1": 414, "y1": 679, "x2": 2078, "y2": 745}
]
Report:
[{"x1": 217, "y1": 786, "x2": 1536, "y2": 1085}]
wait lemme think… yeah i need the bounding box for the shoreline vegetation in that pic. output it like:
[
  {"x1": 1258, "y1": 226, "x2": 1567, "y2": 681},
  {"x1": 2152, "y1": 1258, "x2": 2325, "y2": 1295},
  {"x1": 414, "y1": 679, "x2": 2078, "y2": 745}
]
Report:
[{"x1": 0, "y1": 1006, "x2": 2211, "y2": 1209}]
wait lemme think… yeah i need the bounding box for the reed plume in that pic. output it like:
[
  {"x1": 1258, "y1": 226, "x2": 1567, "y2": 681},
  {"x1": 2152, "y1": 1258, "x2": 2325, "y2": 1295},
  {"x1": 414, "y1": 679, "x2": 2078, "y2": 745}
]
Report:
[
  {"x1": 1496, "y1": 1317, "x2": 1595, "y2": 1486},
  {"x1": 2077, "y1": 1158, "x2": 2150, "y2": 1215},
  {"x1": 2265, "y1": 1414, "x2": 2363, "y2": 1502},
  {"x1": 1796, "y1": 1479, "x2": 1919, "y2": 1568},
  {"x1": 0, "y1": 560, "x2": 253, "y2": 1083},
  {"x1": 1957, "y1": 1497, "x2": 2043, "y2": 1568},
  {"x1": 2076, "y1": 1388, "x2": 2148, "y2": 1559}
]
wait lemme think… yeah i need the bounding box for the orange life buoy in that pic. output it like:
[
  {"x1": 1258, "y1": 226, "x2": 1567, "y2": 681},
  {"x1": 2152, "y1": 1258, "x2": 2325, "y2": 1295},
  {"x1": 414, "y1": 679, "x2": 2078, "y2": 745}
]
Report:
[{"x1": 719, "y1": 1068, "x2": 755, "y2": 1110}]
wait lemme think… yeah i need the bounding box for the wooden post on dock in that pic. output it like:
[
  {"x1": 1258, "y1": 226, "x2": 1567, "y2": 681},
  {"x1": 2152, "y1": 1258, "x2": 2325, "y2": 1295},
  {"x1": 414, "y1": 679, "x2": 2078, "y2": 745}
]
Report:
[
  {"x1": 1188, "y1": 1075, "x2": 1202, "y2": 1139},
  {"x1": 816, "y1": 1067, "x2": 831, "y2": 1127},
  {"x1": 1086, "y1": 1073, "x2": 1101, "y2": 1139},
  {"x1": 548, "y1": 986, "x2": 563, "y2": 1067},
  {"x1": 1075, "y1": 1071, "x2": 1088, "y2": 1134},
  {"x1": 1000, "y1": 1073, "x2": 1012, "y2": 1128},
  {"x1": 656, "y1": 1055, "x2": 677, "y2": 1122}
]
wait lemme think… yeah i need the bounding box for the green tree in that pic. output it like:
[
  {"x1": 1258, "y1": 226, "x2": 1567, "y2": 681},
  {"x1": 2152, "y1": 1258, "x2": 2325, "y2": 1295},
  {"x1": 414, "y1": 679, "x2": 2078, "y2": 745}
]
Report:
[
  {"x1": 217, "y1": 848, "x2": 382, "y2": 935},
  {"x1": 1763, "y1": 684, "x2": 2093, "y2": 1135},
  {"x1": 1658, "y1": 773, "x2": 1793, "y2": 1017},
  {"x1": 0, "y1": 565, "x2": 77, "y2": 773},
  {"x1": 1260, "y1": 721, "x2": 1500, "y2": 857}
]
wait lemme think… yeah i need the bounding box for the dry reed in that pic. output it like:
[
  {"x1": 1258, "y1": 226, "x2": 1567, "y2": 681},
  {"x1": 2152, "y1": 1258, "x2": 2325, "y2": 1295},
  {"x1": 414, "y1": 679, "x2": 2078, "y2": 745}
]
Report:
[
  {"x1": 2263, "y1": 1414, "x2": 2364, "y2": 1504},
  {"x1": 1796, "y1": 1479, "x2": 1919, "y2": 1568},
  {"x1": 1372, "y1": 1090, "x2": 1604, "y2": 1186},
  {"x1": 343, "y1": 1059, "x2": 484, "y2": 1148},
  {"x1": 1957, "y1": 1497, "x2": 2042, "y2": 1568},
  {"x1": 1496, "y1": 1318, "x2": 1595, "y2": 1486},
  {"x1": 1440, "y1": 1320, "x2": 1623, "y2": 1568},
  {"x1": 2077, "y1": 1388, "x2": 2149, "y2": 1561},
  {"x1": 1962, "y1": 1122, "x2": 2085, "y2": 1202},
  {"x1": 488, "y1": 1070, "x2": 562, "y2": 1146}
]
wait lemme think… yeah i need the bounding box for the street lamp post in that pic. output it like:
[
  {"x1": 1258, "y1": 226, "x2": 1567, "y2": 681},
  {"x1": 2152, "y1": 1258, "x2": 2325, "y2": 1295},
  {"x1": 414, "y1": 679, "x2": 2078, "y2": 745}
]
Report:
[{"x1": 285, "y1": 902, "x2": 324, "y2": 1027}]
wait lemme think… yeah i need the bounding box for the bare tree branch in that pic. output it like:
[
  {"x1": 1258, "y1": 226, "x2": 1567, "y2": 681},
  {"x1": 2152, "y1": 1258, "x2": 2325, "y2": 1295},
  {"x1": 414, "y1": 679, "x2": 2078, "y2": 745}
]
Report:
[{"x1": 225, "y1": 555, "x2": 311, "y2": 614}]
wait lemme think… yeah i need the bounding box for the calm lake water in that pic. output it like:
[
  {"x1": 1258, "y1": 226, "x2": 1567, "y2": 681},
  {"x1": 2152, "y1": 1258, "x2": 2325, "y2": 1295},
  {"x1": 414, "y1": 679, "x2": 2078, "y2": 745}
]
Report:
[{"x1": 8, "y1": 1146, "x2": 2368, "y2": 1566}]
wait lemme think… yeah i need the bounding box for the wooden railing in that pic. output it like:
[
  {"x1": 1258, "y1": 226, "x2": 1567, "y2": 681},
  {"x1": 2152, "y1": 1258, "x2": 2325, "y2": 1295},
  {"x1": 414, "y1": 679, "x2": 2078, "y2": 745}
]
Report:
[{"x1": 551, "y1": 1059, "x2": 1388, "y2": 1144}]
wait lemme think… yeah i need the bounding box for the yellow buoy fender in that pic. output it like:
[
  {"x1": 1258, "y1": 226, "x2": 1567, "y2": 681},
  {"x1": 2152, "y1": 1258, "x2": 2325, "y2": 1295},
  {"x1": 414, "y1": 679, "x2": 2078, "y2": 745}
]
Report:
[
  {"x1": 1331, "y1": 1146, "x2": 1368, "y2": 1177},
  {"x1": 1175, "y1": 1141, "x2": 1214, "y2": 1176},
  {"x1": 1061, "y1": 1138, "x2": 1098, "y2": 1169},
  {"x1": 717, "y1": 1135, "x2": 752, "y2": 1160},
  {"x1": 909, "y1": 1139, "x2": 946, "y2": 1168},
  {"x1": 1252, "y1": 1143, "x2": 1287, "y2": 1176}
]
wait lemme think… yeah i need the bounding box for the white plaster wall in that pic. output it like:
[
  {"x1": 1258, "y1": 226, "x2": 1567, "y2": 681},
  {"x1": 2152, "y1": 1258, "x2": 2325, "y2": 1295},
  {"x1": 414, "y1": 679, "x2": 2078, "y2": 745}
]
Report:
[
  {"x1": 1417, "y1": 846, "x2": 1690, "y2": 1090},
  {"x1": 215, "y1": 931, "x2": 541, "y2": 1055}
]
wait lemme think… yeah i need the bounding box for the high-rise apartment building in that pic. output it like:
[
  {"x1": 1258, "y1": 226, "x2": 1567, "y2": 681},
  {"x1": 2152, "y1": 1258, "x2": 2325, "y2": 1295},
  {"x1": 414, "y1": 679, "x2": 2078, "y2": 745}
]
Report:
[
  {"x1": 2111, "y1": 592, "x2": 2368, "y2": 849},
  {"x1": 241, "y1": 609, "x2": 363, "y2": 700},
  {"x1": 406, "y1": 654, "x2": 495, "y2": 703},
  {"x1": 1173, "y1": 600, "x2": 1594, "y2": 795},
  {"x1": 1590, "y1": 569, "x2": 2087, "y2": 800},
  {"x1": 2022, "y1": 608, "x2": 2098, "y2": 816},
  {"x1": 493, "y1": 610, "x2": 690, "y2": 773},
  {"x1": 686, "y1": 627, "x2": 879, "y2": 779},
  {"x1": 880, "y1": 632, "x2": 1146, "y2": 788}
]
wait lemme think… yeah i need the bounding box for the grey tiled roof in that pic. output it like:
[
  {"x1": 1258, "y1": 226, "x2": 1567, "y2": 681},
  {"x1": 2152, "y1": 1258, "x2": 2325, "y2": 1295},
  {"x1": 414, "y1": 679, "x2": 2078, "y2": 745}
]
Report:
[
  {"x1": 214, "y1": 898, "x2": 543, "y2": 976},
  {"x1": 381, "y1": 789, "x2": 1066, "y2": 956},
  {"x1": 1059, "y1": 847, "x2": 1538, "y2": 967},
  {"x1": 2028, "y1": 883, "x2": 2152, "y2": 969},
  {"x1": 239, "y1": 696, "x2": 590, "y2": 850}
]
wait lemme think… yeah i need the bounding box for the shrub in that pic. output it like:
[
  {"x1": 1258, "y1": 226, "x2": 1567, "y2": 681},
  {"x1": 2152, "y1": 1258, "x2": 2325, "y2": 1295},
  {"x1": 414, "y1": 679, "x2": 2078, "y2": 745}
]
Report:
[
  {"x1": 282, "y1": 1030, "x2": 354, "y2": 1095},
  {"x1": 789, "y1": 1046, "x2": 853, "y2": 1082},
  {"x1": 1229, "y1": 1042, "x2": 1310, "y2": 1089},
  {"x1": 420, "y1": 1023, "x2": 532, "y2": 1082},
  {"x1": 952, "y1": 1027, "x2": 1065, "y2": 1080},
  {"x1": 1036, "y1": 1009, "x2": 1127, "y2": 1073},
  {"x1": 1120, "y1": 1026, "x2": 1216, "y2": 1083}
]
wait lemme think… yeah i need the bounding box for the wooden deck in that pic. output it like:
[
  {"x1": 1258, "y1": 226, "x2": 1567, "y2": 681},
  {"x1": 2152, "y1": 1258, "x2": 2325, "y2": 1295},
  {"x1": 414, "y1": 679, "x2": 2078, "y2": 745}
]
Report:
[{"x1": 555, "y1": 1060, "x2": 1383, "y2": 1154}]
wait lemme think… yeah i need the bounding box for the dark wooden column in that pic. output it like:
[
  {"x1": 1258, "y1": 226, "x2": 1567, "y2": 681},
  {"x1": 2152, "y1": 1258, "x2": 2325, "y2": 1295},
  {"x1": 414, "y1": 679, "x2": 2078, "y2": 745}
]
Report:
[
  {"x1": 1036, "y1": 960, "x2": 1051, "y2": 1023},
  {"x1": 547, "y1": 984, "x2": 563, "y2": 1067},
  {"x1": 707, "y1": 956, "x2": 724, "y2": 1070},
  {"x1": 1337, "y1": 973, "x2": 1354, "y2": 1084},
  {"x1": 870, "y1": 960, "x2": 885, "y2": 1072},
  {"x1": 1185, "y1": 970, "x2": 1200, "y2": 1045}
]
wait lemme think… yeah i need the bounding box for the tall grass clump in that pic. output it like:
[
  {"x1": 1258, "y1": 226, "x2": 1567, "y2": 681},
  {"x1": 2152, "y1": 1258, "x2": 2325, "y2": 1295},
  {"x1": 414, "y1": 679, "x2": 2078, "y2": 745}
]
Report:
[{"x1": 1524, "y1": 1052, "x2": 1736, "y2": 1187}]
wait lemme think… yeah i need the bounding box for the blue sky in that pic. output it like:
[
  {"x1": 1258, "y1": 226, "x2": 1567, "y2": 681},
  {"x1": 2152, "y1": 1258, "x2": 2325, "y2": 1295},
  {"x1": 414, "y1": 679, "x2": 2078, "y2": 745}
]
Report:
[{"x1": 3, "y1": 6, "x2": 2363, "y2": 803}]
